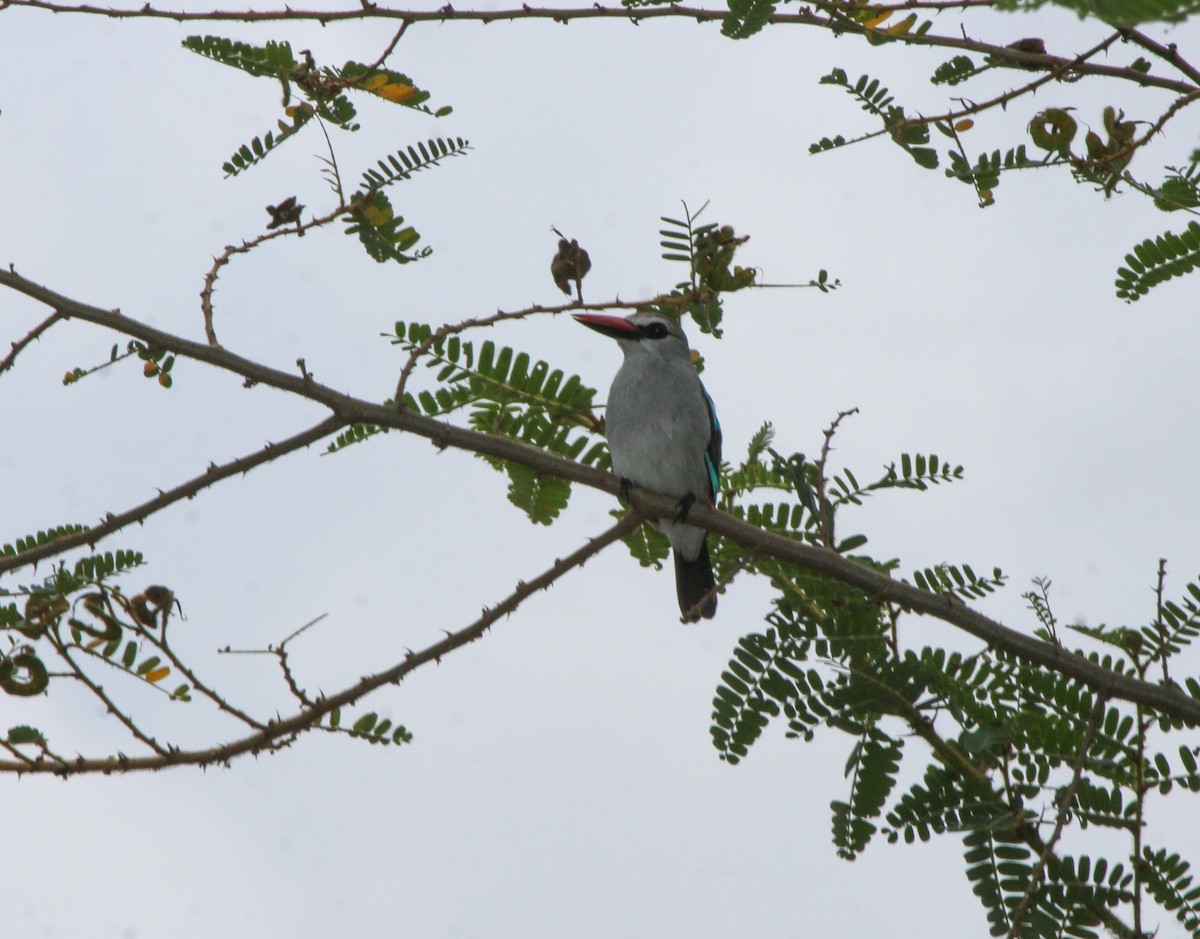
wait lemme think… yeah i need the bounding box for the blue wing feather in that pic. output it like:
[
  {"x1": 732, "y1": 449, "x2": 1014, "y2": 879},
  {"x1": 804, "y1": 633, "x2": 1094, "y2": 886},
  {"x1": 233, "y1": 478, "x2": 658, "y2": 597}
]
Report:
[{"x1": 701, "y1": 385, "x2": 722, "y2": 498}]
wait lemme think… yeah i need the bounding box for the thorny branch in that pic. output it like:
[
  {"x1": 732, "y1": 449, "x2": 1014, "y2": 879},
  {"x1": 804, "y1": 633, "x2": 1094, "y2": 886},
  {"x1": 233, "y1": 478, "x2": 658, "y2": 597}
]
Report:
[
  {"x1": 0, "y1": 410, "x2": 347, "y2": 576},
  {"x1": 1, "y1": 513, "x2": 641, "y2": 775},
  {"x1": 2, "y1": 2, "x2": 1198, "y2": 95},
  {"x1": 0, "y1": 308, "x2": 63, "y2": 375},
  {"x1": 3, "y1": 268, "x2": 1200, "y2": 731}
]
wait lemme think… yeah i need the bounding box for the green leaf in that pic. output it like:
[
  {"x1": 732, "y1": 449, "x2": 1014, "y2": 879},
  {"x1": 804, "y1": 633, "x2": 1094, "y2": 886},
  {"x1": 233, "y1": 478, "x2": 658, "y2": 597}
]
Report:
[{"x1": 721, "y1": 0, "x2": 776, "y2": 38}]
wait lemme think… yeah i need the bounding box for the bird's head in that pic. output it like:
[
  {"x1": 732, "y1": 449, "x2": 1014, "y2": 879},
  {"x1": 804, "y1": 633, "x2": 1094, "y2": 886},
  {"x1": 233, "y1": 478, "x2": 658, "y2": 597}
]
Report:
[{"x1": 572, "y1": 311, "x2": 691, "y2": 361}]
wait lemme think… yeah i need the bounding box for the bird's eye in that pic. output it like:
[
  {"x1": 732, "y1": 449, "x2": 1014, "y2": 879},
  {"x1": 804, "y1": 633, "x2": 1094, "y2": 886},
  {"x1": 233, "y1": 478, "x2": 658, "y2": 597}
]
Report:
[{"x1": 645, "y1": 322, "x2": 669, "y2": 339}]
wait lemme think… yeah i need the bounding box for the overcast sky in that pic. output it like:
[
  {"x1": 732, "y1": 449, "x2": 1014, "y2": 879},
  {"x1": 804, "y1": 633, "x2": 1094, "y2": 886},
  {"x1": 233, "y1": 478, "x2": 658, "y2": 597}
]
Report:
[{"x1": 3, "y1": 3, "x2": 1200, "y2": 937}]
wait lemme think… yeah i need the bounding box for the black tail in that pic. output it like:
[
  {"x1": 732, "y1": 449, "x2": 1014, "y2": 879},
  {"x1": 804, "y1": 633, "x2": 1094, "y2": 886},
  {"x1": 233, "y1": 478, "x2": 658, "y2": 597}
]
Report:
[{"x1": 674, "y1": 538, "x2": 717, "y2": 622}]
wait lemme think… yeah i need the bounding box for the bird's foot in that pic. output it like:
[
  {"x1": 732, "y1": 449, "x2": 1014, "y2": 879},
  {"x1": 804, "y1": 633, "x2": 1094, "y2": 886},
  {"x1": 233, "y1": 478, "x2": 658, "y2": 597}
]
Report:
[
  {"x1": 619, "y1": 477, "x2": 634, "y2": 504},
  {"x1": 674, "y1": 493, "x2": 696, "y2": 524}
]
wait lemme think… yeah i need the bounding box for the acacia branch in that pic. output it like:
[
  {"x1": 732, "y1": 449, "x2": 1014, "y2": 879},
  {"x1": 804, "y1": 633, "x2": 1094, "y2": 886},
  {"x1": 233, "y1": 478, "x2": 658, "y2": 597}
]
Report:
[
  {"x1": 0, "y1": 513, "x2": 642, "y2": 775},
  {"x1": 1006, "y1": 694, "x2": 1109, "y2": 939},
  {"x1": 3, "y1": 268, "x2": 1199, "y2": 727},
  {"x1": 0, "y1": 405, "x2": 347, "y2": 575},
  {"x1": 3, "y1": 2, "x2": 1196, "y2": 95},
  {"x1": 0, "y1": 308, "x2": 63, "y2": 375}
]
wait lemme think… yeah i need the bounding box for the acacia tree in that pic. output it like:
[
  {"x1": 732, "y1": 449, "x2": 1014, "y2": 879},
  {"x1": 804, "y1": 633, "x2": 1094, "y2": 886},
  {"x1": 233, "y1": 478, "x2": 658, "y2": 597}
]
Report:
[{"x1": 3, "y1": 1, "x2": 1200, "y2": 936}]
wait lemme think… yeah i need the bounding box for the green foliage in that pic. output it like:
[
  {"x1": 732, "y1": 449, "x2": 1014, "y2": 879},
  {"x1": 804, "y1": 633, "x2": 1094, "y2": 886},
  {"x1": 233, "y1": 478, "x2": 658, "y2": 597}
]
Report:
[
  {"x1": 183, "y1": 36, "x2": 450, "y2": 179},
  {"x1": 943, "y1": 141, "x2": 1035, "y2": 206},
  {"x1": 931, "y1": 55, "x2": 979, "y2": 86},
  {"x1": 328, "y1": 708, "x2": 413, "y2": 746},
  {"x1": 325, "y1": 422, "x2": 387, "y2": 455},
  {"x1": 1153, "y1": 164, "x2": 1200, "y2": 212},
  {"x1": 344, "y1": 189, "x2": 427, "y2": 263},
  {"x1": 222, "y1": 107, "x2": 315, "y2": 177},
  {"x1": 721, "y1": 0, "x2": 776, "y2": 39},
  {"x1": 359, "y1": 137, "x2": 471, "y2": 190},
  {"x1": 386, "y1": 320, "x2": 606, "y2": 524},
  {"x1": 963, "y1": 827, "x2": 1035, "y2": 935},
  {"x1": 912, "y1": 563, "x2": 1007, "y2": 601},
  {"x1": 6, "y1": 724, "x2": 47, "y2": 747},
  {"x1": 1141, "y1": 847, "x2": 1200, "y2": 934},
  {"x1": 2, "y1": 524, "x2": 89, "y2": 558},
  {"x1": 1115, "y1": 220, "x2": 1200, "y2": 301},
  {"x1": 655, "y1": 203, "x2": 758, "y2": 337},
  {"x1": 182, "y1": 34, "x2": 299, "y2": 77},
  {"x1": 1002, "y1": 0, "x2": 1200, "y2": 26},
  {"x1": 707, "y1": 413, "x2": 1200, "y2": 937},
  {"x1": 812, "y1": 69, "x2": 939, "y2": 170},
  {"x1": 617, "y1": 512, "x2": 672, "y2": 569},
  {"x1": 833, "y1": 728, "x2": 903, "y2": 859}
]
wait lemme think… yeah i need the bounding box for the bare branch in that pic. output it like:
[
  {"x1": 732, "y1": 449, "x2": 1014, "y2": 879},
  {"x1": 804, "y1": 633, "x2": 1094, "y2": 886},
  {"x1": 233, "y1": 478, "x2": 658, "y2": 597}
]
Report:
[
  {"x1": 0, "y1": 408, "x2": 346, "y2": 576},
  {"x1": 0, "y1": 307, "x2": 63, "y2": 375},
  {"x1": 0, "y1": 513, "x2": 642, "y2": 775},
  {"x1": 2, "y1": 2, "x2": 1196, "y2": 95}
]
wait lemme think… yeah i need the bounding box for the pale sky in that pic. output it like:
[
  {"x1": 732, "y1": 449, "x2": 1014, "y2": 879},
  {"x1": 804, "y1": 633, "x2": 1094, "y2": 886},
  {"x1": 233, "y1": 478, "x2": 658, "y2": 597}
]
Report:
[{"x1": 2, "y1": 3, "x2": 1199, "y2": 937}]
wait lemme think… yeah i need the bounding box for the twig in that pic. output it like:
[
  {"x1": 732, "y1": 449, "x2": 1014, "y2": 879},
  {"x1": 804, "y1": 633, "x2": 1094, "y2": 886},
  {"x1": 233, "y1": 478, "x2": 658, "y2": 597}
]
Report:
[
  {"x1": 1121, "y1": 25, "x2": 1200, "y2": 87},
  {"x1": 1006, "y1": 694, "x2": 1108, "y2": 938},
  {"x1": 0, "y1": 514, "x2": 641, "y2": 775},
  {"x1": 0, "y1": 309, "x2": 63, "y2": 375},
  {"x1": 814, "y1": 407, "x2": 859, "y2": 548},
  {"x1": 2, "y1": 2, "x2": 1196, "y2": 95},
  {"x1": 1154, "y1": 557, "x2": 1170, "y2": 684},
  {"x1": 49, "y1": 634, "x2": 171, "y2": 757},
  {"x1": 0, "y1": 412, "x2": 346, "y2": 576},
  {"x1": 201, "y1": 202, "x2": 355, "y2": 346}
]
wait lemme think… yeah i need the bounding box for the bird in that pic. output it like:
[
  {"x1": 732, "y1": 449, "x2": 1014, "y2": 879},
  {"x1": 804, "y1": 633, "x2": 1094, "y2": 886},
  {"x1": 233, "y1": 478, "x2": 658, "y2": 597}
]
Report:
[
  {"x1": 573, "y1": 310, "x2": 721, "y2": 621},
  {"x1": 551, "y1": 228, "x2": 591, "y2": 303}
]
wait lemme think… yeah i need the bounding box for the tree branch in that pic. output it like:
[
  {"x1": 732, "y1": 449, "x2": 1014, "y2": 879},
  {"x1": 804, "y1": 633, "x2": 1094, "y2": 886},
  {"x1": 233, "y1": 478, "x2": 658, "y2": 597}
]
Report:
[
  {"x1": 0, "y1": 308, "x2": 63, "y2": 375},
  {"x1": 0, "y1": 403, "x2": 346, "y2": 575},
  {"x1": 2, "y1": 2, "x2": 1195, "y2": 94},
  {"x1": 0, "y1": 513, "x2": 642, "y2": 775},
  {"x1": 3, "y1": 268, "x2": 1199, "y2": 726}
]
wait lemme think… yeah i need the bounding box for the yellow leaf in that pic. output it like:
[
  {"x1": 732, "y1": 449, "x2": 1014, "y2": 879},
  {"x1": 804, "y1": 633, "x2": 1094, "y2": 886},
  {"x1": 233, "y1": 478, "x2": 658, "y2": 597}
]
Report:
[
  {"x1": 863, "y1": 9, "x2": 892, "y2": 28},
  {"x1": 360, "y1": 204, "x2": 393, "y2": 226},
  {"x1": 954, "y1": 119, "x2": 975, "y2": 132},
  {"x1": 887, "y1": 13, "x2": 917, "y2": 36},
  {"x1": 145, "y1": 666, "x2": 170, "y2": 683},
  {"x1": 86, "y1": 637, "x2": 105, "y2": 650},
  {"x1": 377, "y1": 82, "x2": 418, "y2": 103},
  {"x1": 363, "y1": 74, "x2": 388, "y2": 91}
]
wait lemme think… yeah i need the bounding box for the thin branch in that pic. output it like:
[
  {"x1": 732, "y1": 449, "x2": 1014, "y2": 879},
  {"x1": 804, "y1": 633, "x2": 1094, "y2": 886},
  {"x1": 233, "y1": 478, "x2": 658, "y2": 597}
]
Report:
[
  {"x1": 0, "y1": 513, "x2": 642, "y2": 775},
  {"x1": 814, "y1": 407, "x2": 859, "y2": 548},
  {"x1": 1006, "y1": 694, "x2": 1109, "y2": 939},
  {"x1": 2, "y1": 2, "x2": 1196, "y2": 95},
  {"x1": 49, "y1": 634, "x2": 172, "y2": 757},
  {"x1": 820, "y1": 32, "x2": 1125, "y2": 159},
  {"x1": 1105, "y1": 89, "x2": 1200, "y2": 170},
  {"x1": 0, "y1": 308, "x2": 63, "y2": 375},
  {"x1": 0, "y1": 410, "x2": 346, "y2": 575},
  {"x1": 1121, "y1": 25, "x2": 1200, "y2": 87},
  {"x1": 201, "y1": 201, "x2": 355, "y2": 346},
  {"x1": 3, "y1": 269, "x2": 1200, "y2": 725},
  {"x1": 1154, "y1": 557, "x2": 1170, "y2": 683}
]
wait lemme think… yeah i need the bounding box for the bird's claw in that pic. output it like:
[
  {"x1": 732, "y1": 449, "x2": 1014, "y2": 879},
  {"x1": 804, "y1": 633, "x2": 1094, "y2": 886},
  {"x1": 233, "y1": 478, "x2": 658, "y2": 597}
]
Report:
[{"x1": 674, "y1": 493, "x2": 696, "y2": 524}]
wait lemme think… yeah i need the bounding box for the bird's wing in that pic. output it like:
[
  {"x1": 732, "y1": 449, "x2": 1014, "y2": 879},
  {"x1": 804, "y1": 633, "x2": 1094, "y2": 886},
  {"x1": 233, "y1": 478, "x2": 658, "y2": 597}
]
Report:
[{"x1": 701, "y1": 384, "x2": 722, "y2": 498}]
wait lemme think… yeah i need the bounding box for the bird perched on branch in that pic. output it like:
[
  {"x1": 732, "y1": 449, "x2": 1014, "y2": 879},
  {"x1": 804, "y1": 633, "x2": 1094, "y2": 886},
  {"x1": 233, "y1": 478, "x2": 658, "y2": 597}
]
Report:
[
  {"x1": 573, "y1": 311, "x2": 721, "y2": 621},
  {"x1": 551, "y1": 228, "x2": 591, "y2": 303}
]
